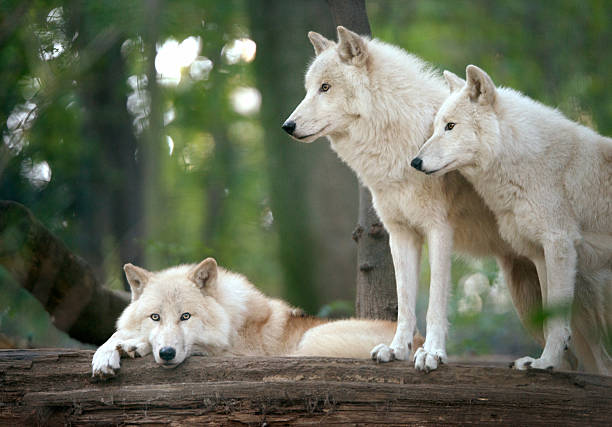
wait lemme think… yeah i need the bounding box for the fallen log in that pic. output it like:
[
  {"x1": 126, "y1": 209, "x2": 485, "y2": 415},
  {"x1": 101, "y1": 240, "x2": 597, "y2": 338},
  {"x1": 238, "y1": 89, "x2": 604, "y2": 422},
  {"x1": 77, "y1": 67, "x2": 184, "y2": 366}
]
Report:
[
  {"x1": 1, "y1": 349, "x2": 610, "y2": 425},
  {"x1": 0, "y1": 201, "x2": 129, "y2": 345}
]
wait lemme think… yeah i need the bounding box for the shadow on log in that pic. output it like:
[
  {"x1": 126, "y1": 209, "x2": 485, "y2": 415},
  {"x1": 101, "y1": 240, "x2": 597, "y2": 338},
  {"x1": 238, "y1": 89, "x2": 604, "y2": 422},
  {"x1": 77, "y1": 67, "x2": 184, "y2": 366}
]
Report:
[
  {"x1": 0, "y1": 201, "x2": 129, "y2": 345},
  {"x1": 1, "y1": 349, "x2": 610, "y2": 425}
]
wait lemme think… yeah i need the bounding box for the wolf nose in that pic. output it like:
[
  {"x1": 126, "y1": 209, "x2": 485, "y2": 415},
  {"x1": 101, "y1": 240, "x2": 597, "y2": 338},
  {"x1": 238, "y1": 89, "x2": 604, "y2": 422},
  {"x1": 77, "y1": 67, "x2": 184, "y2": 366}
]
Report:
[
  {"x1": 281, "y1": 120, "x2": 296, "y2": 135},
  {"x1": 159, "y1": 346, "x2": 176, "y2": 361},
  {"x1": 411, "y1": 157, "x2": 423, "y2": 171}
]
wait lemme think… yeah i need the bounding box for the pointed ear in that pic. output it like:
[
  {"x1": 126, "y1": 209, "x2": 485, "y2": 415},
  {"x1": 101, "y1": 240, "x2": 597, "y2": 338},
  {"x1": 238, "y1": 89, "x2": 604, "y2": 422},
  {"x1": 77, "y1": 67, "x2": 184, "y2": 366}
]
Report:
[
  {"x1": 336, "y1": 26, "x2": 368, "y2": 66},
  {"x1": 466, "y1": 65, "x2": 496, "y2": 105},
  {"x1": 188, "y1": 257, "x2": 218, "y2": 289},
  {"x1": 308, "y1": 31, "x2": 333, "y2": 56},
  {"x1": 443, "y1": 70, "x2": 466, "y2": 93},
  {"x1": 123, "y1": 263, "x2": 151, "y2": 302}
]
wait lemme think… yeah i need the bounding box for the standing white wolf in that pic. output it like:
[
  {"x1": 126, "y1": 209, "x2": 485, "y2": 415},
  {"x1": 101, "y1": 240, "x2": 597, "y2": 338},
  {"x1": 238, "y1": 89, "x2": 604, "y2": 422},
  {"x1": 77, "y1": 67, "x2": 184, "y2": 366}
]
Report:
[
  {"x1": 413, "y1": 65, "x2": 612, "y2": 374},
  {"x1": 282, "y1": 26, "x2": 545, "y2": 372},
  {"x1": 92, "y1": 257, "x2": 407, "y2": 377}
]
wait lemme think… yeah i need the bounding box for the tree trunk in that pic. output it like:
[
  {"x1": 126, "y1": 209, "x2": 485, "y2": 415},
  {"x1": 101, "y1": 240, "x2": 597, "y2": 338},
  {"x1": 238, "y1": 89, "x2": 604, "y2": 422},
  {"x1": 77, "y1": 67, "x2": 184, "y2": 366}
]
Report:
[
  {"x1": 327, "y1": 0, "x2": 397, "y2": 320},
  {"x1": 2, "y1": 349, "x2": 610, "y2": 425},
  {"x1": 248, "y1": 0, "x2": 359, "y2": 313},
  {"x1": 66, "y1": 1, "x2": 145, "y2": 287},
  {"x1": 0, "y1": 201, "x2": 128, "y2": 345}
]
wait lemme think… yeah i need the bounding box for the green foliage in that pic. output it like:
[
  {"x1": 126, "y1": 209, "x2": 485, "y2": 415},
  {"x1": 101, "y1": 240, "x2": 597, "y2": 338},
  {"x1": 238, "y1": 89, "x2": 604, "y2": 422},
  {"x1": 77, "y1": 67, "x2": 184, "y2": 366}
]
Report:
[{"x1": 1, "y1": 0, "x2": 610, "y2": 355}]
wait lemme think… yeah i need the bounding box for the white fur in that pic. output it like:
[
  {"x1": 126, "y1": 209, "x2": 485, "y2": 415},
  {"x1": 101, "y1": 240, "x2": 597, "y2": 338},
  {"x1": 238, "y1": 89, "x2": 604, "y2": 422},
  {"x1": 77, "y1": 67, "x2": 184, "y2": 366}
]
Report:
[
  {"x1": 416, "y1": 65, "x2": 612, "y2": 374},
  {"x1": 92, "y1": 258, "x2": 399, "y2": 377},
  {"x1": 284, "y1": 27, "x2": 546, "y2": 372}
]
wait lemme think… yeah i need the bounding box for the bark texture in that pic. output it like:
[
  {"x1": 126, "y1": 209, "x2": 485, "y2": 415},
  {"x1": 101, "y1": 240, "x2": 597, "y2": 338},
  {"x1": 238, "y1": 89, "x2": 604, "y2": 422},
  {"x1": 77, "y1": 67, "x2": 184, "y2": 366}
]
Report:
[
  {"x1": 327, "y1": 0, "x2": 397, "y2": 320},
  {"x1": 0, "y1": 201, "x2": 129, "y2": 345},
  {"x1": 1, "y1": 349, "x2": 611, "y2": 425}
]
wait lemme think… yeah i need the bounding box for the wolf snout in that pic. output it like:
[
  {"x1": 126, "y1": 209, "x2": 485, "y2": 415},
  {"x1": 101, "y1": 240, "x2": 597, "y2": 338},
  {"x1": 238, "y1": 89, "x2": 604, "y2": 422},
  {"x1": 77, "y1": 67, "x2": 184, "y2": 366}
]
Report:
[
  {"x1": 159, "y1": 346, "x2": 176, "y2": 362},
  {"x1": 411, "y1": 157, "x2": 423, "y2": 171},
  {"x1": 281, "y1": 120, "x2": 296, "y2": 135}
]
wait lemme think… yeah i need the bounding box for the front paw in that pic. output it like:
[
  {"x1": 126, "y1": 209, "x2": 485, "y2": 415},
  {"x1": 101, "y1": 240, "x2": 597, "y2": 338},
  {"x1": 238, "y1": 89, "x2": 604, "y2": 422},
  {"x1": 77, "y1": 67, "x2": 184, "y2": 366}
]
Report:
[
  {"x1": 370, "y1": 340, "x2": 411, "y2": 363},
  {"x1": 92, "y1": 345, "x2": 121, "y2": 378},
  {"x1": 413, "y1": 347, "x2": 447, "y2": 372},
  {"x1": 117, "y1": 339, "x2": 150, "y2": 359},
  {"x1": 512, "y1": 356, "x2": 555, "y2": 371}
]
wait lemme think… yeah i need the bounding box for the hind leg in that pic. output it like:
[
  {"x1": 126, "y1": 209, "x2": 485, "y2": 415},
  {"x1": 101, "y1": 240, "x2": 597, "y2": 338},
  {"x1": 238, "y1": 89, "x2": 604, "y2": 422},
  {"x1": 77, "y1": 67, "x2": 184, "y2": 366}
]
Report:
[{"x1": 497, "y1": 255, "x2": 544, "y2": 346}]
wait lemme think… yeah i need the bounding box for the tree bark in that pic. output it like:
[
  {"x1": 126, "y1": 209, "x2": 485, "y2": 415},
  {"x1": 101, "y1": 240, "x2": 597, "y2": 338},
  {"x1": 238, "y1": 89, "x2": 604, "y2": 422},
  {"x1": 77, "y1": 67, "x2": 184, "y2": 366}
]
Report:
[
  {"x1": 2, "y1": 349, "x2": 611, "y2": 425},
  {"x1": 0, "y1": 201, "x2": 129, "y2": 345},
  {"x1": 66, "y1": 1, "x2": 145, "y2": 287},
  {"x1": 248, "y1": 0, "x2": 359, "y2": 313},
  {"x1": 327, "y1": 0, "x2": 397, "y2": 320}
]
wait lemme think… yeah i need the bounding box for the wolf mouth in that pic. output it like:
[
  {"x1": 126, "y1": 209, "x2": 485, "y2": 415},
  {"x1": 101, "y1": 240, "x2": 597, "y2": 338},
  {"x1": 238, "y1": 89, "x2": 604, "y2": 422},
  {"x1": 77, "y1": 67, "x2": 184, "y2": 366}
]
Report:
[
  {"x1": 296, "y1": 124, "x2": 330, "y2": 140},
  {"x1": 426, "y1": 160, "x2": 456, "y2": 176}
]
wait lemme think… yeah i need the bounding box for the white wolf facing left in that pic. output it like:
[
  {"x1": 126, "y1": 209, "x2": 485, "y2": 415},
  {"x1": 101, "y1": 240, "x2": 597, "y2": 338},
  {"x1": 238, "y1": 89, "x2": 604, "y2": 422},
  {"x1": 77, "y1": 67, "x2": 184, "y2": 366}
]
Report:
[
  {"x1": 282, "y1": 26, "x2": 546, "y2": 372},
  {"x1": 414, "y1": 65, "x2": 612, "y2": 374},
  {"x1": 91, "y1": 257, "x2": 411, "y2": 377}
]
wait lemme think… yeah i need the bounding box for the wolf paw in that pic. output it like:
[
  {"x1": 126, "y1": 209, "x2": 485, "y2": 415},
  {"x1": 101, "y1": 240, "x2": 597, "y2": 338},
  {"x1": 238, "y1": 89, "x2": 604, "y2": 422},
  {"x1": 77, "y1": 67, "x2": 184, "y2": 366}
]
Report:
[
  {"x1": 92, "y1": 345, "x2": 121, "y2": 378},
  {"x1": 117, "y1": 339, "x2": 150, "y2": 359},
  {"x1": 370, "y1": 340, "x2": 411, "y2": 363},
  {"x1": 413, "y1": 347, "x2": 447, "y2": 372},
  {"x1": 512, "y1": 356, "x2": 555, "y2": 371}
]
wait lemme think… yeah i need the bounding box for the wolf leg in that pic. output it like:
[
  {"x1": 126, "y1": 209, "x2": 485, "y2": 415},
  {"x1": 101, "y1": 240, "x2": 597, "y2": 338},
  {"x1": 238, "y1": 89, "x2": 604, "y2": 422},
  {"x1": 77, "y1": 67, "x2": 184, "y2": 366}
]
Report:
[
  {"x1": 371, "y1": 227, "x2": 422, "y2": 363},
  {"x1": 92, "y1": 330, "x2": 149, "y2": 378},
  {"x1": 514, "y1": 240, "x2": 576, "y2": 370},
  {"x1": 414, "y1": 224, "x2": 453, "y2": 372}
]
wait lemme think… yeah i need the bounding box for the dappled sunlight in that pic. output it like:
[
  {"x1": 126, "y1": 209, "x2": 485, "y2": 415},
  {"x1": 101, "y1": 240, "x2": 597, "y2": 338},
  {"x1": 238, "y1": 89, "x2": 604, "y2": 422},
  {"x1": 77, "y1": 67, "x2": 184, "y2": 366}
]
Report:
[
  {"x1": 189, "y1": 57, "x2": 213, "y2": 80},
  {"x1": 166, "y1": 135, "x2": 175, "y2": 156},
  {"x1": 21, "y1": 159, "x2": 51, "y2": 189},
  {"x1": 221, "y1": 38, "x2": 256, "y2": 64},
  {"x1": 4, "y1": 102, "x2": 37, "y2": 154},
  {"x1": 230, "y1": 87, "x2": 261, "y2": 116},
  {"x1": 181, "y1": 132, "x2": 215, "y2": 171},
  {"x1": 155, "y1": 36, "x2": 202, "y2": 86}
]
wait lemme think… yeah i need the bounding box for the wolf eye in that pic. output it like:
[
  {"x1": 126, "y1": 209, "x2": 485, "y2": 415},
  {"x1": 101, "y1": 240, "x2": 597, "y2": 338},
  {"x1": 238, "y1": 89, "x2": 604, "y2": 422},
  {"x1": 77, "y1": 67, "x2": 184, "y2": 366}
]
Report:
[
  {"x1": 320, "y1": 83, "x2": 330, "y2": 92},
  {"x1": 180, "y1": 312, "x2": 191, "y2": 321},
  {"x1": 445, "y1": 122, "x2": 456, "y2": 131},
  {"x1": 150, "y1": 313, "x2": 160, "y2": 321}
]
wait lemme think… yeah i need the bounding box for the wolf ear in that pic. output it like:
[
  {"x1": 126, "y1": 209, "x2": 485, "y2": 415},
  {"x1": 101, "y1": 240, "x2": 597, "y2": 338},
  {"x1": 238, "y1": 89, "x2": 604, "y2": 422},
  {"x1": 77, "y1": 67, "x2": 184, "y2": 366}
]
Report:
[
  {"x1": 466, "y1": 64, "x2": 496, "y2": 105},
  {"x1": 124, "y1": 264, "x2": 151, "y2": 302},
  {"x1": 443, "y1": 70, "x2": 466, "y2": 93},
  {"x1": 308, "y1": 31, "x2": 333, "y2": 56},
  {"x1": 189, "y1": 257, "x2": 218, "y2": 290},
  {"x1": 336, "y1": 26, "x2": 368, "y2": 67}
]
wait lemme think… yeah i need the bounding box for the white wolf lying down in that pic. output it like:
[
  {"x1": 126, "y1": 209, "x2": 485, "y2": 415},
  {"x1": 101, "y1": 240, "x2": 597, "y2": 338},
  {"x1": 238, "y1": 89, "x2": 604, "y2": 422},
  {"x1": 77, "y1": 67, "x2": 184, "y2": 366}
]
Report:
[
  {"x1": 282, "y1": 26, "x2": 545, "y2": 372},
  {"x1": 413, "y1": 65, "x2": 612, "y2": 374},
  {"x1": 92, "y1": 258, "x2": 419, "y2": 377}
]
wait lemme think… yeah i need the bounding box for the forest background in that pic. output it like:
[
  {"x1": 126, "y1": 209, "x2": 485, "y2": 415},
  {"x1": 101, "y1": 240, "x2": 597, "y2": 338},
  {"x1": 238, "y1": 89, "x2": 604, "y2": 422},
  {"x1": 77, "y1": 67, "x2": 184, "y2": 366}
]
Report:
[{"x1": 1, "y1": 0, "x2": 610, "y2": 356}]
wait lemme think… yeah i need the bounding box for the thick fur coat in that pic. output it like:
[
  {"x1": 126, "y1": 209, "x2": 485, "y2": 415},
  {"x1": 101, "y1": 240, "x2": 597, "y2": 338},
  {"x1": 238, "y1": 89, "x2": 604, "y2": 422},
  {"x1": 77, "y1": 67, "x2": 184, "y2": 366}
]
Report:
[
  {"x1": 283, "y1": 27, "x2": 544, "y2": 371},
  {"x1": 91, "y1": 258, "x2": 404, "y2": 377},
  {"x1": 415, "y1": 65, "x2": 612, "y2": 373}
]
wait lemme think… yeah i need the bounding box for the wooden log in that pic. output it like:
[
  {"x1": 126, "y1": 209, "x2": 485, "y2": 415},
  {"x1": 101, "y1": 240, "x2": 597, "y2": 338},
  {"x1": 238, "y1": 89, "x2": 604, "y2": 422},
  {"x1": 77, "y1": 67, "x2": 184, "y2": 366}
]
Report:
[
  {"x1": 1, "y1": 349, "x2": 610, "y2": 425},
  {"x1": 0, "y1": 201, "x2": 129, "y2": 345}
]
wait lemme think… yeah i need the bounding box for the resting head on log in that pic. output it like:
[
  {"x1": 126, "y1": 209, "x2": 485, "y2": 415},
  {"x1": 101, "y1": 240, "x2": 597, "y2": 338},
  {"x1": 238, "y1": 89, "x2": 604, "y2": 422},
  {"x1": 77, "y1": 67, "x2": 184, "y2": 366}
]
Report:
[{"x1": 92, "y1": 257, "x2": 424, "y2": 377}]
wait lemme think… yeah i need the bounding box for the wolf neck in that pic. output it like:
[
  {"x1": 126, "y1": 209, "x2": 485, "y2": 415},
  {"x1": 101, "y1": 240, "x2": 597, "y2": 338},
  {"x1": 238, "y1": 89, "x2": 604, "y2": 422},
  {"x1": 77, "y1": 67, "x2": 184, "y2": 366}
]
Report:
[{"x1": 328, "y1": 44, "x2": 447, "y2": 188}]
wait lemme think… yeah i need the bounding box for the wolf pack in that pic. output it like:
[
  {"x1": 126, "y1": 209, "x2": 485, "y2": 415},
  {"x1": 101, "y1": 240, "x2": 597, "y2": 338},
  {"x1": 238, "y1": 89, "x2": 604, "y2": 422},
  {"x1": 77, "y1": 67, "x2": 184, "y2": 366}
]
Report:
[{"x1": 93, "y1": 27, "x2": 612, "y2": 378}]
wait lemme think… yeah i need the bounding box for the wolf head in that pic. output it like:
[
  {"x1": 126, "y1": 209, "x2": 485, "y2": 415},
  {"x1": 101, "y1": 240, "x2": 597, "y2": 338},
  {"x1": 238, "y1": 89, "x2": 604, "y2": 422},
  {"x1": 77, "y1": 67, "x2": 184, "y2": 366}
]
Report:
[
  {"x1": 412, "y1": 65, "x2": 500, "y2": 176},
  {"x1": 117, "y1": 258, "x2": 231, "y2": 368},
  {"x1": 281, "y1": 26, "x2": 373, "y2": 142}
]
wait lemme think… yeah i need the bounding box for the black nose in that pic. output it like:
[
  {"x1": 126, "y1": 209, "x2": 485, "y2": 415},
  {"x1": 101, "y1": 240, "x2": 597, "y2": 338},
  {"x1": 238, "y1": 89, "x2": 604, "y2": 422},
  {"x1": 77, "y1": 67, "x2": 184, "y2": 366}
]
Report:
[
  {"x1": 282, "y1": 120, "x2": 296, "y2": 135},
  {"x1": 159, "y1": 346, "x2": 176, "y2": 361},
  {"x1": 411, "y1": 157, "x2": 423, "y2": 171}
]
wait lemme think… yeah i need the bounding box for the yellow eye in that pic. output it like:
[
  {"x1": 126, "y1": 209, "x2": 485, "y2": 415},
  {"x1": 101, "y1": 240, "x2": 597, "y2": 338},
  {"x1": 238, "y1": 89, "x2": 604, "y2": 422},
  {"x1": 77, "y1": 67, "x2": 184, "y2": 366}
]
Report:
[
  {"x1": 150, "y1": 313, "x2": 160, "y2": 321},
  {"x1": 445, "y1": 122, "x2": 456, "y2": 131},
  {"x1": 320, "y1": 83, "x2": 330, "y2": 92},
  {"x1": 180, "y1": 312, "x2": 191, "y2": 321}
]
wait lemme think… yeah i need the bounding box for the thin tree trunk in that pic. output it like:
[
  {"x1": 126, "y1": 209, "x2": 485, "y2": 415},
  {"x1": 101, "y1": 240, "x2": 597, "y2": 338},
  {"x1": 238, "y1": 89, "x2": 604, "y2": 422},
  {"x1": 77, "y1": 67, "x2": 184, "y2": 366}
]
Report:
[{"x1": 327, "y1": 0, "x2": 397, "y2": 320}]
